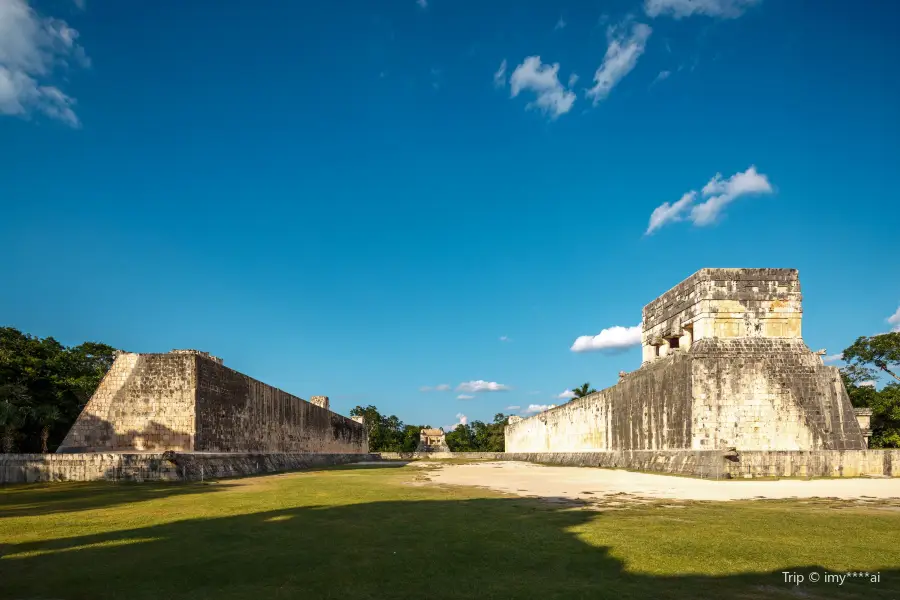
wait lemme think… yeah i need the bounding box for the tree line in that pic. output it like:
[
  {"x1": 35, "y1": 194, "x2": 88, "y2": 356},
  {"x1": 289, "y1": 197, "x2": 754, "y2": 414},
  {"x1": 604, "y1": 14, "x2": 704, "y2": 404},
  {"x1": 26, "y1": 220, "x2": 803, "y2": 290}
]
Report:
[
  {"x1": 1, "y1": 326, "x2": 898, "y2": 453},
  {"x1": 0, "y1": 327, "x2": 116, "y2": 453},
  {"x1": 348, "y1": 404, "x2": 508, "y2": 452}
]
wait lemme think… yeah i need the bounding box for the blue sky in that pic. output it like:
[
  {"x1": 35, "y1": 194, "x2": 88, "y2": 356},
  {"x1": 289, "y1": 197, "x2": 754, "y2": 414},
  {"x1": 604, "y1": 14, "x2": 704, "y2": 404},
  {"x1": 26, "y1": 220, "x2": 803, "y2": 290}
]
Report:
[{"x1": 2, "y1": 0, "x2": 898, "y2": 430}]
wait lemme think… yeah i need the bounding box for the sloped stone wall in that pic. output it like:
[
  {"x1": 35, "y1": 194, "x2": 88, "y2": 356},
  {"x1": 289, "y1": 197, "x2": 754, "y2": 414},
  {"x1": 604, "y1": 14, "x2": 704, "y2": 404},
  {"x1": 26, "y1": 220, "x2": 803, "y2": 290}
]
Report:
[
  {"x1": 58, "y1": 353, "x2": 197, "y2": 452},
  {"x1": 505, "y1": 354, "x2": 693, "y2": 452},
  {"x1": 690, "y1": 339, "x2": 864, "y2": 450},
  {"x1": 194, "y1": 359, "x2": 367, "y2": 453}
]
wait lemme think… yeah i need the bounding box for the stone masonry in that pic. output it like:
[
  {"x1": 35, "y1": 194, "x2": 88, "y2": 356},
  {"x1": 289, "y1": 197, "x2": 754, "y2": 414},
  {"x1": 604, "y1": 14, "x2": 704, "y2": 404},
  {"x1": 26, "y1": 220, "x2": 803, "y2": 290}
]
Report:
[
  {"x1": 505, "y1": 268, "x2": 866, "y2": 453},
  {"x1": 58, "y1": 350, "x2": 367, "y2": 454}
]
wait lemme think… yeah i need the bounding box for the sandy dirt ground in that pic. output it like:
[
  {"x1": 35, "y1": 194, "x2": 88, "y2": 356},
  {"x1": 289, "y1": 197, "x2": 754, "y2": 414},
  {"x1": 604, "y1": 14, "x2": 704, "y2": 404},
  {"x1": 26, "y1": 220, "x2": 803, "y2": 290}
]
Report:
[{"x1": 417, "y1": 461, "x2": 900, "y2": 503}]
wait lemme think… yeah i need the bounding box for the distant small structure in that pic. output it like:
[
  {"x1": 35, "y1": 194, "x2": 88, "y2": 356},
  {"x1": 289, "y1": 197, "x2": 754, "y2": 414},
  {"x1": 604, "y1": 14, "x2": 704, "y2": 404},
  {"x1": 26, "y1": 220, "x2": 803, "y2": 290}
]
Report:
[{"x1": 416, "y1": 428, "x2": 449, "y2": 452}]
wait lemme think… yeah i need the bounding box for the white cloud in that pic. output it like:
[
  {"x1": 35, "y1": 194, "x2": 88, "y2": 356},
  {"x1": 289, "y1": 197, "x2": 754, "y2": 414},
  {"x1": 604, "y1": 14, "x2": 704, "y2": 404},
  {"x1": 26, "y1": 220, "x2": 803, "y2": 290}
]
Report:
[
  {"x1": 860, "y1": 381, "x2": 876, "y2": 388},
  {"x1": 692, "y1": 166, "x2": 773, "y2": 225},
  {"x1": 554, "y1": 17, "x2": 566, "y2": 30},
  {"x1": 524, "y1": 404, "x2": 556, "y2": 414},
  {"x1": 499, "y1": 335, "x2": 509, "y2": 342},
  {"x1": 644, "y1": 0, "x2": 761, "y2": 19},
  {"x1": 509, "y1": 56, "x2": 576, "y2": 119},
  {"x1": 571, "y1": 325, "x2": 642, "y2": 352},
  {"x1": 557, "y1": 389, "x2": 576, "y2": 399},
  {"x1": 506, "y1": 405, "x2": 521, "y2": 410},
  {"x1": 456, "y1": 394, "x2": 474, "y2": 400},
  {"x1": 586, "y1": 22, "x2": 652, "y2": 105},
  {"x1": 646, "y1": 191, "x2": 696, "y2": 235},
  {"x1": 416, "y1": 0, "x2": 427, "y2": 8},
  {"x1": 823, "y1": 354, "x2": 844, "y2": 364},
  {"x1": 888, "y1": 306, "x2": 900, "y2": 332},
  {"x1": 456, "y1": 380, "x2": 511, "y2": 393},
  {"x1": 493, "y1": 59, "x2": 507, "y2": 88},
  {"x1": 0, "y1": 0, "x2": 88, "y2": 127},
  {"x1": 420, "y1": 384, "x2": 450, "y2": 392},
  {"x1": 645, "y1": 166, "x2": 773, "y2": 234},
  {"x1": 447, "y1": 413, "x2": 468, "y2": 430},
  {"x1": 653, "y1": 70, "x2": 671, "y2": 84}
]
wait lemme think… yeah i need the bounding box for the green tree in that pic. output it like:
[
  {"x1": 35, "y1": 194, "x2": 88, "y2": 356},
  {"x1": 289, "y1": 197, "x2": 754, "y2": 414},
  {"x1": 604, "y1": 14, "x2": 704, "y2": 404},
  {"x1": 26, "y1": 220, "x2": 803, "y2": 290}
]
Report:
[
  {"x1": 840, "y1": 332, "x2": 900, "y2": 448},
  {"x1": 842, "y1": 332, "x2": 900, "y2": 383},
  {"x1": 446, "y1": 413, "x2": 508, "y2": 452},
  {"x1": 0, "y1": 327, "x2": 116, "y2": 452},
  {"x1": 34, "y1": 404, "x2": 62, "y2": 453},
  {"x1": 348, "y1": 405, "x2": 420, "y2": 452},
  {"x1": 0, "y1": 383, "x2": 31, "y2": 453},
  {"x1": 572, "y1": 383, "x2": 597, "y2": 399}
]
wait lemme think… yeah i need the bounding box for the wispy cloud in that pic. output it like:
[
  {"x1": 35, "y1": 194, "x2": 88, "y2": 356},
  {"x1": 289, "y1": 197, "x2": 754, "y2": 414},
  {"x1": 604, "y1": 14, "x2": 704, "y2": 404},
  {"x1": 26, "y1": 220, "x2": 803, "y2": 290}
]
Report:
[
  {"x1": 888, "y1": 306, "x2": 900, "y2": 332},
  {"x1": 416, "y1": 0, "x2": 427, "y2": 8},
  {"x1": 645, "y1": 165, "x2": 774, "y2": 234},
  {"x1": 508, "y1": 56, "x2": 576, "y2": 119},
  {"x1": 493, "y1": 59, "x2": 507, "y2": 88},
  {"x1": 456, "y1": 380, "x2": 511, "y2": 393},
  {"x1": 823, "y1": 354, "x2": 844, "y2": 364},
  {"x1": 860, "y1": 381, "x2": 876, "y2": 388},
  {"x1": 499, "y1": 335, "x2": 509, "y2": 342},
  {"x1": 506, "y1": 405, "x2": 521, "y2": 410},
  {"x1": 420, "y1": 384, "x2": 451, "y2": 392},
  {"x1": 557, "y1": 389, "x2": 576, "y2": 399},
  {"x1": 554, "y1": 17, "x2": 566, "y2": 31},
  {"x1": 456, "y1": 394, "x2": 474, "y2": 400},
  {"x1": 586, "y1": 21, "x2": 652, "y2": 105},
  {"x1": 0, "y1": 0, "x2": 89, "y2": 127},
  {"x1": 571, "y1": 325, "x2": 642, "y2": 352},
  {"x1": 73, "y1": 0, "x2": 86, "y2": 9},
  {"x1": 644, "y1": 0, "x2": 762, "y2": 19},
  {"x1": 524, "y1": 404, "x2": 557, "y2": 414},
  {"x1": 652, "y1": 70, "x2": 671, "y2": 85}
]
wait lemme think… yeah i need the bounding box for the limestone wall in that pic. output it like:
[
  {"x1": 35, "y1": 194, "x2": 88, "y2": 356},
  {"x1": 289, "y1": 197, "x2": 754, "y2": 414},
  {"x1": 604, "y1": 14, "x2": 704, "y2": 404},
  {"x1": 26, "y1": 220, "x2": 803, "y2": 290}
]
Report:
[
  {"x1": 690, "y1": 339, "x2": 863, "y2": 450},
  {"x1": 194, "y1": 359, "x2": 367, "y2": 453},
  {"x1": 641, "y1": 268, "x2": 802, "y2": 362},
  {"x1": 58, "y1": 350, "x2": 367, "y2": 455},
  {"x1": 507, "y1": 268, "x2": 865, "y2": 453},
  {"x1": 58, "y1": 353, "x2": 196, "y2": 452},
  {"x1": 505, "y1": 355, "x2": 693, "y2": 452},
  {"x1": 0, "y1": 452, "x2": 380, "y2": 483}
]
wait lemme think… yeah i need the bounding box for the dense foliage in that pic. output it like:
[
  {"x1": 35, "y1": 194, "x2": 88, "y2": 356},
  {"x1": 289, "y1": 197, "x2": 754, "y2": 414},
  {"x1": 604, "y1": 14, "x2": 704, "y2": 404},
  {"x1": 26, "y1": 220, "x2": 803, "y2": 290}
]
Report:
[
  {"x1": 348, "y1": 405, "x2": 510, "y2": 452},
  {"x1": 841, "y1": 332, "x2": 900, "y2": 448},
  {"x1": 348, "y1": 405, "x2": 424, "y2": 452},
  {"x1": 444, "y1": 413, "x2": 508, "y2": 452},
  {"x1": 0, "y1": 327, "x2": 116, "y2": 453}
]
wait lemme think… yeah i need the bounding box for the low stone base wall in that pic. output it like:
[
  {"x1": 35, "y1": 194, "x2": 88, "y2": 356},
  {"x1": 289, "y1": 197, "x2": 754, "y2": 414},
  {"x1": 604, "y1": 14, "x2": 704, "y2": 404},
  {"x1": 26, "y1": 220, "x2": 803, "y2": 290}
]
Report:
[
  {"x1": 376, "y1": 450, "x2": 900, "y2": 479},
  {"x1": 377, "y1": 452, "x2": 506, "y2": 460},
  {"x1": 0, "y1": 452, "x2": 380, "y2": 483}
]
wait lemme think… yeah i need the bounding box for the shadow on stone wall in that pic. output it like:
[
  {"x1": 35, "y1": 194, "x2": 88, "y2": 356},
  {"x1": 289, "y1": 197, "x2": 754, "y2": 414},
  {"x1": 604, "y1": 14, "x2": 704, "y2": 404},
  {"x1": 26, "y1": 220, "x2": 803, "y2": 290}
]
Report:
[
  {"x1": 2, "y1": 491, "x2": 897, "y2": 599},
  {"x1": 57, "y1": 413, "x2": 193, "y2": 453}
]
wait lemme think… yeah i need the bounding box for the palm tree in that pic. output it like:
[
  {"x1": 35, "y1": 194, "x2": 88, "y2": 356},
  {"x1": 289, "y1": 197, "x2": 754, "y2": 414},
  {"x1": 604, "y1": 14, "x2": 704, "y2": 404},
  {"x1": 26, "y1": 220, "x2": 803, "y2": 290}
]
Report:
[{"x1": 572, "y1": 383, "x2": 597, "y2": 399}]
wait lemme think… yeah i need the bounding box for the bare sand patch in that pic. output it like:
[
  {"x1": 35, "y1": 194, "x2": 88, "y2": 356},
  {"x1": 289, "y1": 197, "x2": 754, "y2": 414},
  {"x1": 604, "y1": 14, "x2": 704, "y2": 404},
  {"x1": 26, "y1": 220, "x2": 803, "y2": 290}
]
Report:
[{"x1": 423, "y1": 461, "x2": 900, "y2": 502}]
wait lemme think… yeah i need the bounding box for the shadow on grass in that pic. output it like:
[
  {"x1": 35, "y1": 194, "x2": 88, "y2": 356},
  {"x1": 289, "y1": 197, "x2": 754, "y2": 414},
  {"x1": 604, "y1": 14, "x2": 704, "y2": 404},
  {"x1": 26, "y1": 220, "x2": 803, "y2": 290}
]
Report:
[
  {"x1": 1, "y1": 495, "x2": 897, "y2": 600},
  {"x1": 0, "y1": 480, "x2": 229, "y2": 519}
]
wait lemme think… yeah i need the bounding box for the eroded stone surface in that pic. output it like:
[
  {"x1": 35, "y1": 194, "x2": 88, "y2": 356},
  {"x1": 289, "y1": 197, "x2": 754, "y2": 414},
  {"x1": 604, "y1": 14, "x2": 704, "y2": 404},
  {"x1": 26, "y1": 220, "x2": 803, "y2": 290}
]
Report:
[{"x1": 505, "y1": 268, "x2": 866, "y2": 453}]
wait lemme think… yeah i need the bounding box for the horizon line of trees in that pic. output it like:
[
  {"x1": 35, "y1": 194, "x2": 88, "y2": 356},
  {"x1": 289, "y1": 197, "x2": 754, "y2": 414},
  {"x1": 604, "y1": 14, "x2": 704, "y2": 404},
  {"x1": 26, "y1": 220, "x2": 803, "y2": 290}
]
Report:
[{"x1": 348, "y1": 404, "x2": 508, "y2": 452}]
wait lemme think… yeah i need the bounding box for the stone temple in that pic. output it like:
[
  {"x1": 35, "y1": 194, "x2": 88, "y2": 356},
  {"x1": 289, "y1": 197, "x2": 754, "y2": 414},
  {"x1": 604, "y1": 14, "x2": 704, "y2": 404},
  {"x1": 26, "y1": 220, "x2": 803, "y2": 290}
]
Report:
[{"x1": 505, "y1": 268, "x2": 868, "y2": 453}]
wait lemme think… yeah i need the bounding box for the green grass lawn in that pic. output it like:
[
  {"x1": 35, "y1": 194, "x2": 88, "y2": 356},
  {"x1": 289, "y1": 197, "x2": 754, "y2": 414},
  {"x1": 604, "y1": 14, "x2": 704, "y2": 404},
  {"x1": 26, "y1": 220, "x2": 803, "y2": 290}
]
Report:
[{"x1": 1, "y1": 463, "x2": 899, "y2": 600}]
